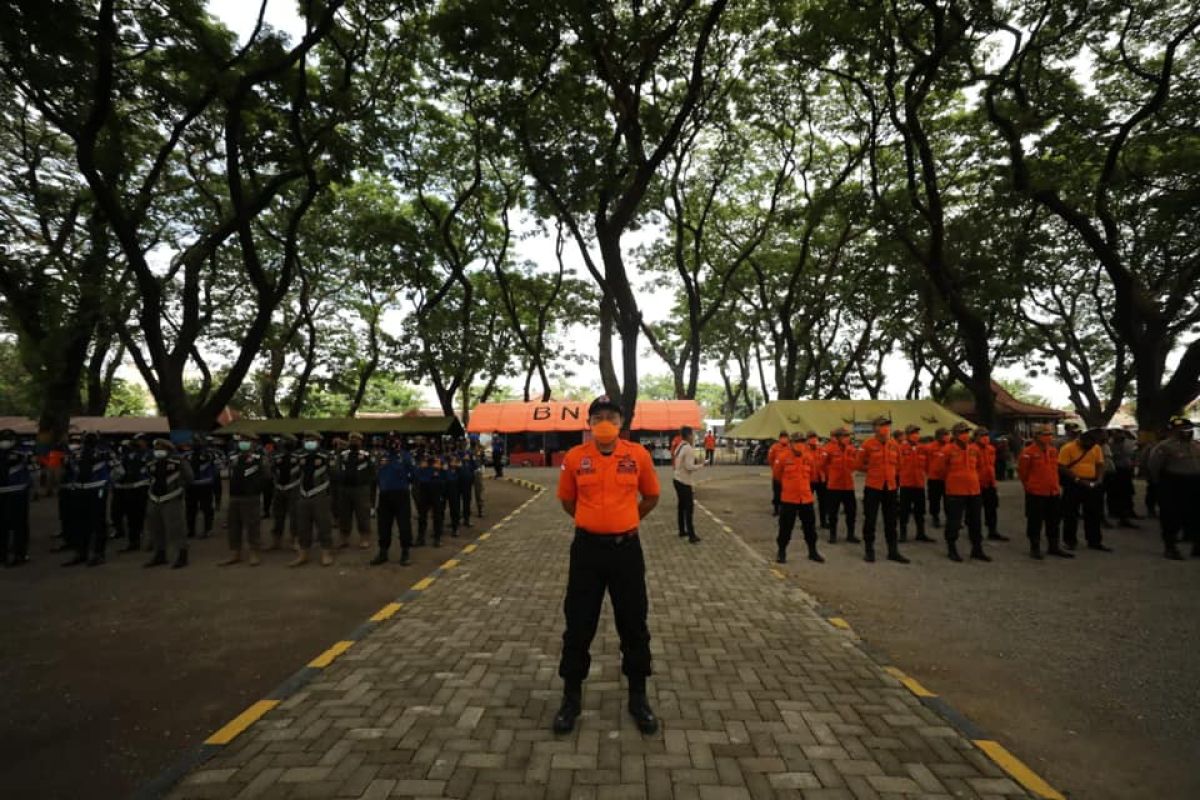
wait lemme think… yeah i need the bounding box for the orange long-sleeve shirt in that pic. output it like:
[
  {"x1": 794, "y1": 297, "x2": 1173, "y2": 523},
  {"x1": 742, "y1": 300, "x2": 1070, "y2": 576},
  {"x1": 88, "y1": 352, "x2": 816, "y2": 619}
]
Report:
[
  {"x1": 1018, "y1": 442, "x2": 1060, "y2": 496},
  {"x1": 976, "y1": 440, "x2": 997, "y2": 488},
  {"x1": 822, "y1": 441, "x2": 858, "y2": 491},
  {"x1": 857, "y1": 437, "x2": 900, "y2": 490},
  {"x1": 941, "y1": 442, "x2": 982, "y2": 496},
  {"x1": 899, "y1": 440, "x2": 927, "y2": 488},
  {"x1": 772, "y1": 447, "x2": 814, "y2": 504}
]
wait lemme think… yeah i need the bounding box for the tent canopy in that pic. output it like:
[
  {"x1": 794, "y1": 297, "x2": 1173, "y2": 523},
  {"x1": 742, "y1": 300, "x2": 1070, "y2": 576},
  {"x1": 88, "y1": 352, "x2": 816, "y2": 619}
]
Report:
[
  {"x1": 726, "y1": 400, "x2": 973, "y2": 440},
  {"x1": 217, "y1": 416, "x2": 464, "y2": 437},
  {"x1": 467, "y1": 400, "x2": 703, "y2": 433}
]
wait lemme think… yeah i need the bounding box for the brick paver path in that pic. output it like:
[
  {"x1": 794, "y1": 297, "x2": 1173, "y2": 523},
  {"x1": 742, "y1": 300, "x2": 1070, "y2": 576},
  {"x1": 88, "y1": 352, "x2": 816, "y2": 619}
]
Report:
[{"x1": 167, "y1": 480, "x2": 1034, "y2": 800}]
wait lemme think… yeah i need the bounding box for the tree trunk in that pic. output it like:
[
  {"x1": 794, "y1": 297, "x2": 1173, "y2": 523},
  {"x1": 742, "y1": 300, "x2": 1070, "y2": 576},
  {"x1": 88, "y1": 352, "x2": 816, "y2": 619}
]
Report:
[{"x1": 597, "y1": 295, "x2": 622, "y2": 401}]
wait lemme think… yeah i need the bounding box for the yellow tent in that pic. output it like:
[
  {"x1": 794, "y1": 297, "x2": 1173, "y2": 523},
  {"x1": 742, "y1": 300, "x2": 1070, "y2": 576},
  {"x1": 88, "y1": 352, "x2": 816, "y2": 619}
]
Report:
[{"x1": 726, "y1": 400, "x2": 972, "y2": 440}]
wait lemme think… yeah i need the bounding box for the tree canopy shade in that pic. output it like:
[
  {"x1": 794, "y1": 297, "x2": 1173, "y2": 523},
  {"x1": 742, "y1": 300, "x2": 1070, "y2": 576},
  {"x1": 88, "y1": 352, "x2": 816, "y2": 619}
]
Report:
[
  {"x1": 466, "y1": 400, "x2": 703, "y2": 434},
  {"x1": 216, "y1": 416, "x2": 464, "y2": 438},
  {"x1": 726, "y1": 400, "x2": 972, "y2": 440}
]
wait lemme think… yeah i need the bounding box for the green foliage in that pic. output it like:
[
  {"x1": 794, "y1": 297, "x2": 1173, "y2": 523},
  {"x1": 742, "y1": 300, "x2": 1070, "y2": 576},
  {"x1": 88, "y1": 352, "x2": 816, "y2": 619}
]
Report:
[{"x1": 106, "y1": 378, "x2": 151, "y2": 416}]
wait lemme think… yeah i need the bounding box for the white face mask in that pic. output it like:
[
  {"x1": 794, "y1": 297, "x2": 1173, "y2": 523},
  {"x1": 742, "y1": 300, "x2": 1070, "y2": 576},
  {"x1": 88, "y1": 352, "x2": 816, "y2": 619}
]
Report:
[
  {"x1": 0, "y1": 440, "x2": 14, "y2": 450},
  {"x1": 304, "y1": 441, "x2": 318, "y2": 451},
  {"x1": 69, "y1": 443, "x2": 81, "y2": 452},
  {"x1": 153, "y1": 450, "x2": 168, "y2": 459}
]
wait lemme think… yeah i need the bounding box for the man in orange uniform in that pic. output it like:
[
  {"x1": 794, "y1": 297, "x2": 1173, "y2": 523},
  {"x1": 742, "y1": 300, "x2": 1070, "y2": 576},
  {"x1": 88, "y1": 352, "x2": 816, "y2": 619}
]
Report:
[
  {"x1": 941, "y1": 421, "x2": 992, "y2": 562},
  {"x1": 767, "y1": 431, "x2": 789, "y2": 516},
  {"x1": 821, "y1": 427, "x2": 858, "y2": 544},
  {"x1": 1018, "y1": 424, "x2": 1072, "y2": 559},
  {"x1": 856, "y1": 416, "x2": 909, "y2": 563},
  {"x1": 703, "y1": 430, "x2": 716, "y2": 465},
  {"x1": 974, "y1": 428, "x2": 1008, "y2": 542},
  {"x1": 772, "y1": 431, "x2": 824, "y2": 564},
  {"x1": 898, "y1": 424, "x2": 933, "y2": 543},
  {"x1": 555, "y1": 396, "x2": 661, "y2": 736},
  {"x1": 805, "y1": 432, "x2": 828, "y2": 529},
  {"x1": 925, "y1": 428, "x2": 950, "y2": 527}
]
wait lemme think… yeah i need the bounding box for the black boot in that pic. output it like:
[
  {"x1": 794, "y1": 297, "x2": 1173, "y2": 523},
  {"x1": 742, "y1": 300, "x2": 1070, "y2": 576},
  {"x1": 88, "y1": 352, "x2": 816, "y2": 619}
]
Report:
[
  {"x1": 1164, "y1": 546, "x2": 1184, "y2": 561},
  {"x1": 898, "y1": 530, "x2": 908, "y2": 543},
  {"x1": 627, "y1": 692, "x2": 659, "y2": 735},
  {"x1": 399, "y1": 548, "x2": 412, "y2": 566},
  {"x1": 863, "y1": 546, "x2": 875, "y2": 563},
  {"x1": 415, "y1": 533, "x2": 426, "y2": 547},
  {"x1": 970, "y1": 546, "x2": 992, "y2": 562},
  {"x1": 776, "y1": 546, "x2": 787, "y2": 564},
  {"x1": 915, "y1": 521, "x2": 933, "y2": 542},
  {"x1": 847, "y1": 532, "x2": 861, "y2": 544},
  {"x1": 370, "y1": 551, "x2": 388, "y2": 566},
  {"x1": 987, "y1": 531, "x2": 1010, "y2": 542},
  {"x1": 947, "y1": 543, "x2": 962, "y2": 562},
  {"x1": 807, "y1": 546, "x2": 824, "y2": 563},
  {"x1": 687, "y1": 534, "x2": 701, "y2": 543},
  {"x1": 887, "y1": 548, "x2": 910, "y2": 564},
  {"x1": 144, "y1": 550, "x2": 168, "y2": 567},
  {"x1": 86, "y1": 554, "x2": 105, "y2": 567},
  {"x1": 552, "y1": 683, "x2": 582, "y2": 734},
  {"x1": 62, "y1": 554, "x2": 87, "y2": 567},
  {"x1": 1046, "y1": 539, "x2": 1074, "y2": 558},
  {"x1": 433, "y1": 535, "x2": 442, "y2": 548},
  {"x1": 121, "y1": 540, "x2": 141, "y2": 553},
  {"x1": 931, "y1": 515, "x2": 942, "y2": 528},
  {"x1": 1029, "y1": 542, "x2": 1043, "y2": 560},
  {"x1": 171, "y1": 549, "x2": 189, "y2": 569}
]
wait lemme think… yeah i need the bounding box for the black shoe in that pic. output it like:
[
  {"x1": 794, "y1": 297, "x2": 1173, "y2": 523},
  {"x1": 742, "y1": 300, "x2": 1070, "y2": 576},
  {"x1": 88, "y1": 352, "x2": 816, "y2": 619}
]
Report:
[
  {"x1": 6, "y1": 555, "x2": 28, "y2": 568},
  {"x1": 552, "y1": 696, "x2": 581, "y2": 734},
  {"x1": 51, "y1": 543, "x2": 73, "y2": 553},
  {"x1": 120, "y1": 542, "x2": 141, "y2": 553},
  {"x1": 1119, "y1": 520, "x2": 1139, "y2": 529},
  {"x1": 948, "y1": 547, "x2": 962, "y2": 563},
  {"x1": 1047, "y1": 548, "x2": 1075, "y2": 559},
  {"x1": 415, "y1": 537, "x2": 426, "y2": 547},
  {"x1": 915, "y1": 534, "x2": 934, "y2": 542},
  {"x1": 86, "y1": 554, "x2": 105, "y2": 567},
  {"x1": 846, "y1": 535, "x2": 861, "y2": 544},
  {"x1": 887, "y1": 552, "x2": 910, "y2": 564},
  {"x1": 62, "y1": 555, "x2": 87, "y2": 567},
  {"x1": 931, "y1": 517, "x2": 942, "y2": 528},
  {"x1": 864, "y1": 549, "x2": 875, "y2": 563},
  {"x1": 828, "y1": 536, "x2": 837, "y2": 544},
  {"x1": 970, "y1": 549, "x2": 992, "y2": 562},
  {"x1": 433, "y1": 537, "x2": 442, "y2": 548},
  {"x1": 987, "y1": 533, "x2": 1010, "y2": 542},
  {"x1": 898, "y1": 533, "x2": 908, "y2": 542},
  {"x1": 370, "y1": 552, "x2": 388, "y2": 566},
  {"x1": 628, "y1": 694, "x2": 659, "y2": 735},
  {"x1": 776, "y1": 548, "x2": 787, "y2": 564},
  {"x1": 687, "y1": 535, "x2": 701, "y2": 544},
  {"x1": 1164, "y1": 547, "x2": 1184, "y2": 561},
  {"x1": 1064, "y1": 540, "x2": 1077, "y2": 550},
  {"x1": 807, "y1": 551, "x2": 824, "y2": 563},
  {"x1": 678, "y1": 531, "x2": 688, "y2": 538},
  {"x1": 1087, "y1": 544, "x2": 1113, "y2": 553},
  {"x1": 400, "y1": 550, "x2": 412, "y2": 566},
  {"x1": 144, "y1": 551, "x2": 168, "y2": 567},
  {"x1": 1029, "y1": 546, "x2": 1043, "y2": 560},
  {"x1": 771, "y1": 509, "x2": 779, "y2": 517},
  {"x1": 171, "y1": 550, "x2": 189, "y2": 569}
]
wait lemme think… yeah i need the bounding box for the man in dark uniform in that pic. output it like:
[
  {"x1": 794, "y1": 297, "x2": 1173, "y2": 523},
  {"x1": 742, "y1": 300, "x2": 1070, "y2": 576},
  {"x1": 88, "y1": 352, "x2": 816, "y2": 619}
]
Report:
[
  {"x1": 373, "y1": 436, "x2": 415, "y2": 566},
  {"x1": 112, "y1": 435, "x2": 151, "y2": 552},
  {"x1": 145, "y1": 439, "x2": 193, "y2": 569},
  {"x1": 292, "y1": 430, "x2": 335, "y2": 567},
  {"x1": 62, "y1": 432, "x2": 112, "y2": 566},
  {"x1": 413, "y1": 453, "x2": 445, "y2": 547},
  {"x1": 0, "y1": 428, "x2": 36, "y2": 567},
  {"x1": 1148, "y1": 417, "x2": 1200, "y2": 560},
  {"x1": 222, "y1": 434, "x2": 270, "y2": 566},
  {"x1": 444, "y1": 452, "x2": 464, "y2": 537},
  {"x1": 458, "y1": 448, "x2": 478, "y2": 528},
  {"x1": 492, "y1": 434, "x2": 505, "y2": 478},
  {"x1": 185, "y1": 438, "x2": 221, "y2": 539},
  {"x1": 335, "y1": 431, "x2": 375, "y2": 549},
  {"x1": 269, "y1": 434, "x2": 301, "y2": 550},
  {"x1": 553, "y1": 396, "x2": 660, "y2": 736}
]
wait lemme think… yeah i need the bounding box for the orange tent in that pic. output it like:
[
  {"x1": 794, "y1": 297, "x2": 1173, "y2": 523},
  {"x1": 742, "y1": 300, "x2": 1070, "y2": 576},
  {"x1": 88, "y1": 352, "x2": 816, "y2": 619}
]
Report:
[{"x1": 467, "y1": 400, "x2": 703, "y2": 433}]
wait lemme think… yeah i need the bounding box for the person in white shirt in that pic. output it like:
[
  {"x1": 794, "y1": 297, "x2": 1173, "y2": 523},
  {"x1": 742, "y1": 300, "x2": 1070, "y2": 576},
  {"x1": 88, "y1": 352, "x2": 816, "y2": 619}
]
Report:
[{"x1": 673, "y1": 426, "x2": 705, "y2": 543}]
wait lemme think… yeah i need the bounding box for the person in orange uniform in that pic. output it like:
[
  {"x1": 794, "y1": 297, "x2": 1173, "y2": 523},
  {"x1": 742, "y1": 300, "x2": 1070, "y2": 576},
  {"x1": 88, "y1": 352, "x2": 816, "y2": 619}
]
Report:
[
  {"x1": 805, "y1": 432, "x2": 828, "y2": 529},
  {"x1": 554, "y1": 396, "x2": 661, "y2": 736},
  {"x1": 898, "y1": 424, "x2": 933, "y2": 543},
  {"x1": 1058, "y1": 428, "x2": 1109, "y2": 551},
  {"x1": 821, "y1": 427, "x2": 858, "y2": 544},
  {"x1": 703, "y1": 430, "x2": 716, "y2": 465},
  {"x1": 941, "y1": 421, "x2": 992, "y2": 562},
  {"x1": 1018, "y1": 424, "x2": 1072, "y2": 559},
  {"x1": 856, "y1": 416, "x2": 909, "y2": 563},
  {"x1": 767, "y1": 431, "x2": 789, "y2": 516},
  {"x1": 925, "y1": 428, "x2": 950, "y2": 527},
  {"x1": 772, "y1": 431, "x2": 824, "y2": 564},
  {"x1": 974, "y1": 428, "x2": 1008, "y2": 542}
]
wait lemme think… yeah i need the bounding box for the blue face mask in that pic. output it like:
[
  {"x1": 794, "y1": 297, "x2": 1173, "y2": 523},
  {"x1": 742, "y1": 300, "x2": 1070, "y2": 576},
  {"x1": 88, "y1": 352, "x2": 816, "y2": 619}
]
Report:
[
  {"x1": 237, "y1": 441, "x2": 252, "y2": 452},
  {"x1": 304, "y1": 441, "x2": 318, "y2": 451}
]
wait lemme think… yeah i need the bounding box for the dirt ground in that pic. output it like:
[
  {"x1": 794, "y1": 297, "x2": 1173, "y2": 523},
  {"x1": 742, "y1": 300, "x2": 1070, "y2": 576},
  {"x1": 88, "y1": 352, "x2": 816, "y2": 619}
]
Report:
[
  {"x1": 0, "y1": 478, "x2": 529, "y2": 800},
  {"x1": 677, "y1": 465, "x2": 1200, "y2": 800}
]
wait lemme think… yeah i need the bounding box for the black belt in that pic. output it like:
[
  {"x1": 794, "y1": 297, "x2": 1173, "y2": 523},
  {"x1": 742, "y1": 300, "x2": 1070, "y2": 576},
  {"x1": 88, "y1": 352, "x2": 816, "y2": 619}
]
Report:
[{"x1": 575, "y1": 527, "x2": 639, "y2": 545}]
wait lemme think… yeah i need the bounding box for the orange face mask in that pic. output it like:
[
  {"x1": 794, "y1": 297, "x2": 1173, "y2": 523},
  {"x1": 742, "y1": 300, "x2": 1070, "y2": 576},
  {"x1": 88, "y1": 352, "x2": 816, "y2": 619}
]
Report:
[
  {"x1": 878, "y1": 426, "x2": 891, "y2": 438},
  {"x1": 957, "y1": 432, "x2": 971, "y2": 443},
  {"x1": 908, "y1": 433, "x2": 920, "y2": 443},
  {"x1": 591, "y1": 421, "x2": 620, "y2": 444}
]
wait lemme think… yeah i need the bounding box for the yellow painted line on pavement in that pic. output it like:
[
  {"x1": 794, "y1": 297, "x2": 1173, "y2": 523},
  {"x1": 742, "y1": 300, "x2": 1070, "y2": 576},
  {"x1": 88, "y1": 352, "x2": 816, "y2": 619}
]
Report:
[
  {"x1": 370, "y1": 602, "x2": 403, "y2": 622},
  {"x1": 973, "y1": 739, "x2": 1065, "y2": 800},
  {"x1": 828, "y1": 617, "x2": 852, "y2": 630},
  {"x1": 205, "y1": 699, "x2": 280, "y2": 745},
  {"x1": 441, "y1": 559, "x2": 460, "y2": 570},
  {"x1": 723, "y1": 526, "x2": 733, "y2": 534},
  {"x1": 769, "y1": 568, "x2": 786, "y2": 579},
  {"x1": 308, "y1": 640, "x2": 354, "y2": 668},
  {"x1": 412, "y1": 576, "x2": 436, "y2": 591},
  {"x1": 462, "y1": 544, "x2": 477, "y2": 554},
  {"x1": 884, "y1": 666, "x2": 937, "y2": 698},
  {"x1": 478, "y1": 533, "x2": 491, "y2": 541}
]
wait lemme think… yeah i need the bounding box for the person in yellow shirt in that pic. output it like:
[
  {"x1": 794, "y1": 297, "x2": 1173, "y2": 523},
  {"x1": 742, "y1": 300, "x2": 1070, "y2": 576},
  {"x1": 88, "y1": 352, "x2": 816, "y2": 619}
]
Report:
[{"x1": 1058, "y1": 428, "x2": 1110, "y2": 552}]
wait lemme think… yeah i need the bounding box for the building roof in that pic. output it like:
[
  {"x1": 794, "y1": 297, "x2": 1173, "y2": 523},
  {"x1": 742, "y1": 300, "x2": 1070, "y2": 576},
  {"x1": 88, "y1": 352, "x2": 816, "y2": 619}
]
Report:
[
  {"x1": 725, "y1": 400, "x2": 972, "y2": 440},
  {"x1": 466, "y1": 400, "x2": 703, "y2": 433},
  {"x1": 947, "y1": 381, "x2": 1067, "y2": 421}
]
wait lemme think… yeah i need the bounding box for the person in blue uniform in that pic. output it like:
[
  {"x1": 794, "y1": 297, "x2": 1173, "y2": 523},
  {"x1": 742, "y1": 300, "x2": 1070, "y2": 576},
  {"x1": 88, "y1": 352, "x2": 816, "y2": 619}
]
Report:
[
  {"x1": 112, "y1": 436, "x2": 151, "y2": 552},
  {"x1": 0, "y1": 428, "x2": 36, "y2": 567},
  {"x1": 413, "y1": 453, "x2": 445, "y2": 547},
  {"x1": 185, "y1": 438, "x2": 221, "y2": 539},
  {"x1": 62, "y1": 432, "x2": 112, "y2": 566},
  {"x1": 373, "y1": 437, "x2": 415, "y2": 566},
  {"x1": 458, "y1": 449, "x2": 478, "y2": 528},
  {"x1": 444, "y1": 453, "x2": 463, "y2": 536}
]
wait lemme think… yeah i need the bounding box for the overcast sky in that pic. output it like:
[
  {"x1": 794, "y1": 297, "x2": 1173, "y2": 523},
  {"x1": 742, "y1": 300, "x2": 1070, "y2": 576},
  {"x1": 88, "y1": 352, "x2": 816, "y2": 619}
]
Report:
[{"x1": 202, "y1": 0, "x2": 1077, "y2": 409}]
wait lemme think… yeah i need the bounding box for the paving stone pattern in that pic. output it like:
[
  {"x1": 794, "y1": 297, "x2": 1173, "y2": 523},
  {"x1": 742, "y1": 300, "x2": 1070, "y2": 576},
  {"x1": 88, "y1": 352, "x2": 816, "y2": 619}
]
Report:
[{"x1": 167, "y1": 485, "x2": 1034, "y2": 800}]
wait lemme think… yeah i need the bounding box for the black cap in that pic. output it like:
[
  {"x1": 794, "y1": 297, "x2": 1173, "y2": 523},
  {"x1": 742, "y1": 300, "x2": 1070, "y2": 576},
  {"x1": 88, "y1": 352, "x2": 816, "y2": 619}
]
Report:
[
  {"x1": 588, "y1": 395, "x2": 623, "y2": 417},
  {"x1": 1168, "y1": 417, "x2": 1194, "y2": 431}
]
